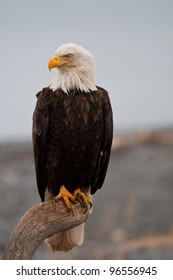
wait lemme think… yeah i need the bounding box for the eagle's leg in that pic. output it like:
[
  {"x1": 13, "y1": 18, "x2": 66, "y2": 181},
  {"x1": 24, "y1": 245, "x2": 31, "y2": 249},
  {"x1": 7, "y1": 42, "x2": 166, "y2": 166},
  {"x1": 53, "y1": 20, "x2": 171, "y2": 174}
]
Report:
[
  {"x1": 73, "y1": 188, "x2": 90, "y2": 207},
  {"x1": 54, "y1": 185, "x2": 76, "y2": 209}
]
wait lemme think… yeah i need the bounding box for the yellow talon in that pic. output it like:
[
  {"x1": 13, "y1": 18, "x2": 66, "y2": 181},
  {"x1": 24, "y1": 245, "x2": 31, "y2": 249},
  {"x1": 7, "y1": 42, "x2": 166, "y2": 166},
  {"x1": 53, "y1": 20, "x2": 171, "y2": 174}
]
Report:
[
  {"x1": 55, "y1": 185, "x2": 76, "y2": 209},
  {"x1": 73, "y1": 188, "x2": 90, "y2": 206}
]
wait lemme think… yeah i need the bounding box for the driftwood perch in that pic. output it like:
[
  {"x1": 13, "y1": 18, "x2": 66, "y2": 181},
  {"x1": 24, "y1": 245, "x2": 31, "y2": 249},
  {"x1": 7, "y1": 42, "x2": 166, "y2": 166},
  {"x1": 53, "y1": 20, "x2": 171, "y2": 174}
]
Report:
[{"x1": 2, "y1": 200, "x2": 89, "y2": 260}]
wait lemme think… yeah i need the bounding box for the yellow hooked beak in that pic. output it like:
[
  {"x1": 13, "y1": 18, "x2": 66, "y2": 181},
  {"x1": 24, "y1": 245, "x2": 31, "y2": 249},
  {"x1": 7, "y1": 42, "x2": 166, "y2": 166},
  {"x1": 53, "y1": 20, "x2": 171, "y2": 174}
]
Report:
[{"x1": 48, "y1": 55, "x2": 66, "y2": 71}]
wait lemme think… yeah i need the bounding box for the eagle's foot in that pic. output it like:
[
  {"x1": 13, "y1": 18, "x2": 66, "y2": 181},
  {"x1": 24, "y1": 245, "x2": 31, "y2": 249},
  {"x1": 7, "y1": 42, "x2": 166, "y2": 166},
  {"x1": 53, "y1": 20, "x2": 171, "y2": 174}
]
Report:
[
  {"x1": 73, "y1": 188, "x2": 90, "y2": 207},
  {"x1": 54, "y1": 185, "x2": 76, "y2": 209}
]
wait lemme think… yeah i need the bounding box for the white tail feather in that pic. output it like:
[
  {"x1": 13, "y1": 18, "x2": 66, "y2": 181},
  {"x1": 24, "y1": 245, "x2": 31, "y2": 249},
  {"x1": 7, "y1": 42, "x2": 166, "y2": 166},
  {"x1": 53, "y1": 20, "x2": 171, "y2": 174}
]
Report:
[{"x1": 45, "y1": 223, "x2": 85, "y2": 251}]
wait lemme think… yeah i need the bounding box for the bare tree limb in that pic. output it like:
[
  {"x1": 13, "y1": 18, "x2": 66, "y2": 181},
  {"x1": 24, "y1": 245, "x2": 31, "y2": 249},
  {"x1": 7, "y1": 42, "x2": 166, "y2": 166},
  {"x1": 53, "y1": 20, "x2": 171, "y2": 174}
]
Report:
[{"x1": 2, "y1": 200, "x2": 89, "y2": 260}]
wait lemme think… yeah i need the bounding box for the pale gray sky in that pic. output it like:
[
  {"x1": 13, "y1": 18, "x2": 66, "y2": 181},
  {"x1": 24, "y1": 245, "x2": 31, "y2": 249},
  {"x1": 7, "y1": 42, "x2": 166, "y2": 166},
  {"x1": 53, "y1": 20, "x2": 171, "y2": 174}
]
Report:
[{"x1": 0, "y1": 0, "x2": 173, "y2": 141}]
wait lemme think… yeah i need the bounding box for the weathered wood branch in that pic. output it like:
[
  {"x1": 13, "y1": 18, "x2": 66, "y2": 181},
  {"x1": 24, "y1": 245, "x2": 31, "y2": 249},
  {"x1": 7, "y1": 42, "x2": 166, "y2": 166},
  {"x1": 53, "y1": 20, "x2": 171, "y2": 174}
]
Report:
[{"x1": 2, "y1": 200, "x2": 89, "y2": 260}]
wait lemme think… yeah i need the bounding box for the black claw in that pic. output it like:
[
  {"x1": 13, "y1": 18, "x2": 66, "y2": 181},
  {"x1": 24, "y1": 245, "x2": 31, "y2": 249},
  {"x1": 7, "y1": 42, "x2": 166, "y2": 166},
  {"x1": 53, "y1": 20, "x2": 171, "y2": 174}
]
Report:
[
  {"x1": 75, "y1": 194, "x2": 92, "y2": 214},
  {"x1": 68, "y1": 207, "x2": 75, "y2": 216},
  {"x1": 83, "y1": 206, "x2": 88, "y2": 214},
  {"x1": 75, "y1": 194, "x2": 84, "y2": 206},
  {"x1": 89, "y1": 201, "x2": 93, "y2": 209},
  {"x1": 84, "y1": 201, "x2": 92, "y2": 214}
]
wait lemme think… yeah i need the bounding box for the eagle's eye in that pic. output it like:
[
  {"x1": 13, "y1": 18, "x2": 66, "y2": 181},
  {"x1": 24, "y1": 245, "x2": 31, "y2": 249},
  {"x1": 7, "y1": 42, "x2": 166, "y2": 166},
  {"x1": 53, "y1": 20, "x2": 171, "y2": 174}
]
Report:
[{"x1": 66, "y1": 54, "x2": 73, "y2": 58}]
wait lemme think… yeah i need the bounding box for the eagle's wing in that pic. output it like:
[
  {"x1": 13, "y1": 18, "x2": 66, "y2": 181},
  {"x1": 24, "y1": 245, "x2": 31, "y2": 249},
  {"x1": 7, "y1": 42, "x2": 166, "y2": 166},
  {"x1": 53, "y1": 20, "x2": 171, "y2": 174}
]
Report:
[
  {"x1": 32, "y1": 89, "x2": 49, "y2": 201},
  {"x1": 90, "y1": 89, "x2": 113, "y2": 194}
]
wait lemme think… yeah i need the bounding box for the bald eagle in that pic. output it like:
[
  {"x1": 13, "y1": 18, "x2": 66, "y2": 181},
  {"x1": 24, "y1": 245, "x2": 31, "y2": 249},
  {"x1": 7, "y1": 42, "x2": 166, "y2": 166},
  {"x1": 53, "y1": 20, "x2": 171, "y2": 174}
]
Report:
[{"x1": 32, "y1": 43, "x2": 113, "y2": 251}]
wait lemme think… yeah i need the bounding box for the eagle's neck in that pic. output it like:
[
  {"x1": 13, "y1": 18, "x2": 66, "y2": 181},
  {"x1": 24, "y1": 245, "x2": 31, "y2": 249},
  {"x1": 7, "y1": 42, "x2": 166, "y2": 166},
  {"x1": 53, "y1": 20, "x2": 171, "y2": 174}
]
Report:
[{"x1": 49, "y1": 67, "x2": 97, "y2": 93}]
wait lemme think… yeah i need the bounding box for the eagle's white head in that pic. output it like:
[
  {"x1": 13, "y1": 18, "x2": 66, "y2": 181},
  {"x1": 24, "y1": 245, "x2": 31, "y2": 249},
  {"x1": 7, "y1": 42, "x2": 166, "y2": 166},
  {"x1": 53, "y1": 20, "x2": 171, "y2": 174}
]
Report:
[{"x1": 48, "y1": 43, "x2": 97, "y2": 93}]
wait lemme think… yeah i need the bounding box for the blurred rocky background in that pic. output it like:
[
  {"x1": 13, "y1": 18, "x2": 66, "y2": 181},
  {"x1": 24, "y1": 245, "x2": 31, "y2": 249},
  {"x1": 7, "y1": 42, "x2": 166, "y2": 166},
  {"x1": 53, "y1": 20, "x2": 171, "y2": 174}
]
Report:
[{"x1": 1, "y1": 129, "x2": 173, "y2": 260}]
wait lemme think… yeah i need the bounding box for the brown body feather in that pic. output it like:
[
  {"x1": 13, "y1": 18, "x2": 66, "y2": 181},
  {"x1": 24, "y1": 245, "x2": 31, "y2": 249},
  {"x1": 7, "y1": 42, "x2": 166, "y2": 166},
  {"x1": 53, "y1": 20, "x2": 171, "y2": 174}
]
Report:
[{"x1": 32, "y1": 86, "x2": 113, "y2": 202}]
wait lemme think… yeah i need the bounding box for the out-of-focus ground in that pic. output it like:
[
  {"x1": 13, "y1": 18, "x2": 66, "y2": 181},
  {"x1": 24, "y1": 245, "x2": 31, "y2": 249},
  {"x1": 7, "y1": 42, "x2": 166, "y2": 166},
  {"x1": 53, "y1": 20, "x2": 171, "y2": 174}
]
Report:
[{"x1": 0, "y1": 129, "x2": 173, "y2": 260}]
